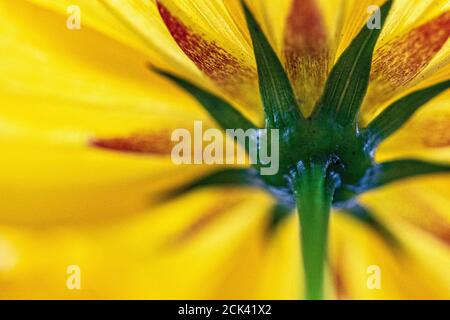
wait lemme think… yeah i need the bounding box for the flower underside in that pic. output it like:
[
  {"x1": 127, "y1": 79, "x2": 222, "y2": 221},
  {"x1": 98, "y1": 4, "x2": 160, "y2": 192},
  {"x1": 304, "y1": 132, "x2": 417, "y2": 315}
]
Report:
[{"x1": 157, "y1": 0, "x2": 450, "y2": 299}]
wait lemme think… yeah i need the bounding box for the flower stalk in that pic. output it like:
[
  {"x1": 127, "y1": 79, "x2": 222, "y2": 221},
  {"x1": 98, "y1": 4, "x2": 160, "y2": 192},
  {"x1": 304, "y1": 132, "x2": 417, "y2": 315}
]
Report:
[{"x1": 291, "y1": 161, "x2": 336, "y2": 300}]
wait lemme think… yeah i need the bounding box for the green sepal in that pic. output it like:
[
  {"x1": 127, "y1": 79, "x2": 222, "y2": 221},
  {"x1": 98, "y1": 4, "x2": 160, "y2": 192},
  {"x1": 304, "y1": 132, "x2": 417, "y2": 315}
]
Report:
[
  {"x1": 168, "y1": 167, "x2": 294, "y2": 208},
  {"x1": 365, "y1": 80, "x2": 450, "y2": 148},
  {"x1": 335, "y1": 159, "x2": 450, "y2": 202},
  {"x1": 242, "y1": 0, "x2": 303, "y2": 130},
  {"x1": 339, "y1": 202, "x2": 398, "y2": 245},
  {"x1": 315, "y1": 0, "x2": 393, "y2": 127},
  {"x1": 267, "y1": 202, "x2": 294, "y2": 233},
  {"x1": 169, "y1": 168, "x2": 262, "y2": 197},
  {"x1": 153, "y1": 68, "x2": 257, "y2": 131},
  {"x1": 370, "y1": 159, "x2": 450, "y2": 188}
]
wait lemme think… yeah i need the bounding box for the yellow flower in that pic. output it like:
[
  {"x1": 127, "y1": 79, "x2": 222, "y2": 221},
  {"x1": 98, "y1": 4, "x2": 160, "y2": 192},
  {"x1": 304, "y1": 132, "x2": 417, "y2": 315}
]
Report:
[{"x1": 0, "y1": 0, "x2": 449, "y2": 299}]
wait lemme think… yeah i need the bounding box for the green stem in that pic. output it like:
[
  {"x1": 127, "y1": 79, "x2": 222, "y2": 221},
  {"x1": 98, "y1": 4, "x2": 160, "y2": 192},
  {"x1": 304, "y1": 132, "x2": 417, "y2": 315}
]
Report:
[{"x1": 291, "y1": 161, "x2": 335, "y2": 300}]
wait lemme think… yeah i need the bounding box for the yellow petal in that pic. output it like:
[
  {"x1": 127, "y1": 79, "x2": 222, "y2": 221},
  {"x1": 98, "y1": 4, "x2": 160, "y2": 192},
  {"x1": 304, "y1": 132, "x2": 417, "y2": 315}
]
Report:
[
  {"x1": 330, "y1": 213, "x2": 408, "y2": 299},
  {"x1": 156, "y1": 0, "x2": 261, "y2": 120},
  {"x1": 0, "y1": 142, "x2": 212, "y2": 224},
  {"x1": 395, "y1": 224, "x2": 450, "y2": 299},
  {"x1": 375, "y1": 90, "x2": 450, "y2": 163},
  {"x1": 336, "y1": 0, "x2": 447, "y2": 58},
  {"x1": 363, "y1": 10, "x2": 450, "y2": 118},
  {"x1": 0, "y1": 188, "x2": 272, "y2": 298},
  {"x1": 0, "y1": 1, "x2": 221, "y2": 223},
  {"x1": 250, "y1": 214, "x2": 302, "y2": 299},
  {"x1": 360, "y1": 180, "x2": 450, "y2": 299},
  {"x1": 379, "y1": 0, "x2": 449, "y2": 43},
  {"x1": 25, "y1": 0, "x2": 261, "y2": 124},
  {"x1": 25, "y1": 0, "x2": 197, "y2": 75},
  {"x1": 281, "y1": 0, "x2": 343, "y2": 115},
  {"x1": 360, "y1": 174, "x2": 450, "y2": 248},
  {"x1": 0, "y1": 0, "x2": 205, "y2": 120},
  {"x1": 334, "y1": 0, "x2": 386, "y2": 59},
  {"x1": 335, "y1": 1, "x2": 449, "y2": 123}
]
